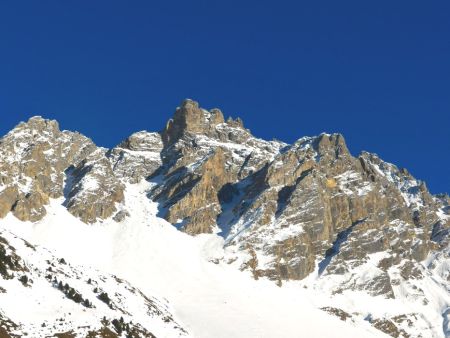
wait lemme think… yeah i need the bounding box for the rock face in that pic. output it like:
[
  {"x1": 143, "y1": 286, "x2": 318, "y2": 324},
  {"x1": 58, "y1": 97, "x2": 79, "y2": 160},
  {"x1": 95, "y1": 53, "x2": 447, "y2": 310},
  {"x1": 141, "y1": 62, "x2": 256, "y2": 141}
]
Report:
[
  {"x1": 0, "y1": 100, "x2": 449, "y2": 338},
  {"x1": 124, "y1": 101, "x2": 447, "y2": 300},
  {"x1": 108, "y1": 131, "x2": 163, "y2": 184},
  {"x1": 0, "y1": 116, "x2": 124, "y2": 223},
  {"x1": 64, "y1": 148, "x2": 125, "y2": 223},
  {"x1": 150, "y1": 99, "x2": 286, "y2": 234},
  {"x1": 221, "y1": 134, "x2": 444, "y2": 288}
]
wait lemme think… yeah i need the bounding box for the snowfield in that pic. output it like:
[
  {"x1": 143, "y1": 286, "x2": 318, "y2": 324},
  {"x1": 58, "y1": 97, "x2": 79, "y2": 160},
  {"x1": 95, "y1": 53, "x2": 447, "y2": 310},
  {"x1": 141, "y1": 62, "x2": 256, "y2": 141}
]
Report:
[{"x1": 0, "y1": 180, "x2": 387, "y2": 338}]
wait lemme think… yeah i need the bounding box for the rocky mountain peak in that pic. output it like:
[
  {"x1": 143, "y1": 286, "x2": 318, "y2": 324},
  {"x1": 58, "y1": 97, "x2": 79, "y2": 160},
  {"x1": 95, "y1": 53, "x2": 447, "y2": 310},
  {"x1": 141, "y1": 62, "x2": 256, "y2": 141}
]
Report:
[
  {"x1": 0, "y1": 116, "x2": 124, "y2": 223},
  {"x1": 117, "y1": 130, "x2": 163, "y2": 152},
  {"x1": 108, "y1": 131, "x2": 163, "y2": 184},
  {"x1": 161, "y1": 99, "x2": 250, "y2": 147},
  {"x1": 16, "y1": 115, "x2": 60, "y2": 135},
  {"x1": 162, "y1": 99, "x2": 219, "y2": 145},
  {"x1": 226, "y1": 116, "x2": 244, "y2": 128},
  {"x1": 2, "y1": 116, "x2": 61, "y2": 152},
  {"x1": 314, "y1": 133, "x2": 350, "y2": 158}
]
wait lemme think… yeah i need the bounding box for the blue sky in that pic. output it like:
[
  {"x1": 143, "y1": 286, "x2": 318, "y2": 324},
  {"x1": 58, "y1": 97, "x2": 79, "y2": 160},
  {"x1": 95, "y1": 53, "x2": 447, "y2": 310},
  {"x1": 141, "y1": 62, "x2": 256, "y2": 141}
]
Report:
[{"x1": 0, "y1": 1, "x2": 449, "y2": 194}]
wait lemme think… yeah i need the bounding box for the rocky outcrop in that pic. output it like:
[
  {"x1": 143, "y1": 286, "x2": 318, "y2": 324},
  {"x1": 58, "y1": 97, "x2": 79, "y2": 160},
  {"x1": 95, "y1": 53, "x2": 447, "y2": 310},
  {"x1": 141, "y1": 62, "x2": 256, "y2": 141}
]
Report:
[
  {"x1": 0, "y1": 117, "x2": 124, "y2": 223},
  {"x1": 215, "y1": 131, "x2": 446, "y2": 292},
  {"x1": 64, "y1": 148, "x2": 125, "y2": 223},
  {"x1": 108, "y1": 131, "x2": 163, "y2": 184},
  {"x1": 156, "y1": 148, "x2": 230, "y2": 234},
  {"x1": 150, "y1": 99, "x2": 286, "y2": 234}
]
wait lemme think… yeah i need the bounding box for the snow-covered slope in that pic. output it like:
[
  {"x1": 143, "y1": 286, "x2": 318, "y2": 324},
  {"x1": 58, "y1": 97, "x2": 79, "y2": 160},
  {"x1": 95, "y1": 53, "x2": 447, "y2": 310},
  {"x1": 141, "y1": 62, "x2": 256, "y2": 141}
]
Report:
[
  {"x1": 1, "y1": 181, "x2": 386, "y2": 338},
  {"x1": 0, "y1": 222, "x2": 188, "y2": 337}
]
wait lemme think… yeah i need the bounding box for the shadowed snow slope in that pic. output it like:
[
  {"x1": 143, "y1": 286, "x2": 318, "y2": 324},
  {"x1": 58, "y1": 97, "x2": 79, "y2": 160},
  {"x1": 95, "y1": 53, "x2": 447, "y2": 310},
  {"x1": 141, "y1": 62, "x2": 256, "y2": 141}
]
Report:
[{"x1": 1, "y1": 181, "x2": 384, "y2": 338}]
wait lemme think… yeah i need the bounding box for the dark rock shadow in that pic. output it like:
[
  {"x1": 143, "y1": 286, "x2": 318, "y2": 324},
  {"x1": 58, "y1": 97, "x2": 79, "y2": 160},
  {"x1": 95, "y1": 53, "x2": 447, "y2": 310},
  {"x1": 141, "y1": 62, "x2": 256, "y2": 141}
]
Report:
[
  {"x1": 318, "y1": 218, "x2": 366, "y2": 276},
  {"x1": 216, "y1": 164, "x2": 270, "y2": 240},
  {"x1": 275, "y1": 168, "x2": 313, "y2": 216},
  {"x1": 62, "y1": 166, "x2": 76, "y2": 206}
]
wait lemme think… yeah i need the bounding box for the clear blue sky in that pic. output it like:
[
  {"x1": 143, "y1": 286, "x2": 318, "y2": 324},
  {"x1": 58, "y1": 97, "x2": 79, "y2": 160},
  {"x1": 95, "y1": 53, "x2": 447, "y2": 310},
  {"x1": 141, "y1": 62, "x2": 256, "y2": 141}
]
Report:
[{"x1": 0, "y1": 1, "x2": 449, "y2": 194}]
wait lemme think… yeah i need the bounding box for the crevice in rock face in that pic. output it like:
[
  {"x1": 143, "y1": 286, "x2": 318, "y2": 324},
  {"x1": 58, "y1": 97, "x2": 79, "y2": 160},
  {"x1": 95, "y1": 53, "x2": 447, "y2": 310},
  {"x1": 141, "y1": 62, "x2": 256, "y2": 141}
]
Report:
[
  {"x1": 216, "y1": 164, "x2": 271, "y2": 239},
  {"x1": 62, "y1": 166, "x2": 76, "y2": 206},
  {"x1": 216, "y1": 180, "x2": 250, "y2": 239},
  {"x1": 156, "y1": 167, "x2": 198, "y2": 202},
  {"x1": 106, "y1": 148, "x2": 124, "y2": 172},
  {"x1": 318, "y1": 218, "x2": 366, "y2": 275},
  {"x1": 431, "y1": 220, "x2": 450, "y2": 244},
  {"x1": 237, "y1": 152, "x2": 253, "y2": 179},
  {"x1": 217, "y1": 183, "x2": 240, "y2": 205},
  {"x1": 275, "y1": 168, "x2": 313, "y2": 217},
  {"x1": 154, "y1": 167, "x2": 202, "y2": 220},
  {"x1": 276, "y1": 185, "x2": 296, "y2": 216}
]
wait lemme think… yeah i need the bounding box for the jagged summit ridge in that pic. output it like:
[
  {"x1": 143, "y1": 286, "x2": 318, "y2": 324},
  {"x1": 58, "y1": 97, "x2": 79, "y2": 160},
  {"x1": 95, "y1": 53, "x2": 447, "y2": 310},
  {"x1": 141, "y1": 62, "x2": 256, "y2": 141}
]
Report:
[
  {"x1": 0, "y1": 99, "x2": 449, "y2": 338},
  {"x1": 162, "y1": 99, "x2": 247, "y2": 146}
]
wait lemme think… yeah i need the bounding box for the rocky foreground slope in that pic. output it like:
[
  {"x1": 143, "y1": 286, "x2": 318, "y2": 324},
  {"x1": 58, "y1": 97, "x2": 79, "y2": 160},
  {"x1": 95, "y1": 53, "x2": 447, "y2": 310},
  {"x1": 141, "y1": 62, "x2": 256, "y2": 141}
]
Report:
[{"x1": 0, "y1": 99, "x2": 449, "y2": 338}]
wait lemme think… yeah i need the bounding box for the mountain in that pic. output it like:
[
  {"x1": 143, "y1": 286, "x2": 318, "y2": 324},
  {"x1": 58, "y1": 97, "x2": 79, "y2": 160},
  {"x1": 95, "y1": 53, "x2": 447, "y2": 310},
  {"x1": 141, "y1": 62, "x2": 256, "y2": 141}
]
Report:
[{"x1": 0, "y1": 99, "x2": 449, "y2": 338}]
